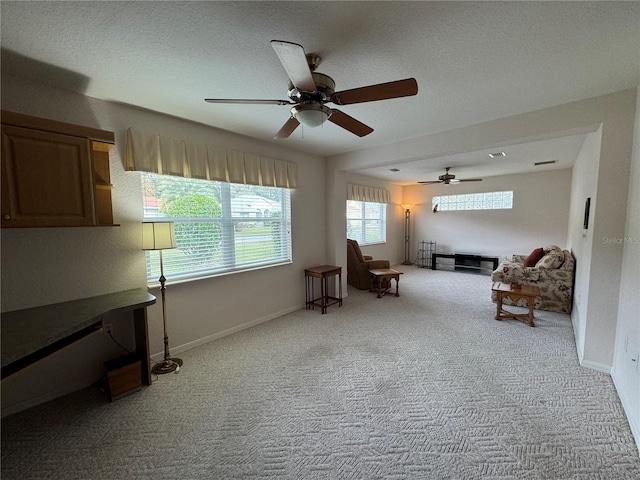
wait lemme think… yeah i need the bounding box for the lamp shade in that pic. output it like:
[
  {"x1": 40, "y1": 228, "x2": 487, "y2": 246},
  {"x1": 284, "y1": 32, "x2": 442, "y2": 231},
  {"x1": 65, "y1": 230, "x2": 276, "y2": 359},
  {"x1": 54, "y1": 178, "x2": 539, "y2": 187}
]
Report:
[
  {"x1": 401, "y1": 204, "x2": 414, "y2": 210},
  {"x1": 291, "y1": 104, "x2": 331, "y2": 128},
  {"x1": 142, "y1": 222, "x2": 177, "y2": 250}
]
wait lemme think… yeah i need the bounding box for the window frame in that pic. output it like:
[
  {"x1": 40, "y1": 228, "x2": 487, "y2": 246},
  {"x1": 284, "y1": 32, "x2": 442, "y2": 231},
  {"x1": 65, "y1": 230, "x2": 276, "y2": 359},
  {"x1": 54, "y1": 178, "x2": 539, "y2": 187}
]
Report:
[
  {"x1": 346, "y1": 199, "x2": 387, "y2": 246},
  {"x1": 142, "y1": 173, "x2": 292, "y2": 284},
  {"x1": 432, "y1": 190, "x2": 513, "y2": 212}
]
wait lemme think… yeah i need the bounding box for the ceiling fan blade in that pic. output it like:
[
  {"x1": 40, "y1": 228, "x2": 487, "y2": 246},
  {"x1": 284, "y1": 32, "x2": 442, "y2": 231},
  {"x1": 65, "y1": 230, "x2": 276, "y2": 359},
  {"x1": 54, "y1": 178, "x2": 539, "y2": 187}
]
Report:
[
  {"x1": 418, "y1": 181, "x2": 442, "y2": 184},
  {"x1": 205, "y1": 98, "x2": 293, "y2": 105},
  {"x1": 459, "y1": 178, "x2": 483, "y2": 182},
  {"x1": 328, "y1": 110, "x2": 374, "y2": 137},
  {"x1": 273, "y1": 116, "x2": 300, "y2": 139},
  {"x1": 271, "y1": 40, "x2": 317, "y2": 92},
  {"x1": 331, "y1": 78, "x2": 418, "y2": 105}
]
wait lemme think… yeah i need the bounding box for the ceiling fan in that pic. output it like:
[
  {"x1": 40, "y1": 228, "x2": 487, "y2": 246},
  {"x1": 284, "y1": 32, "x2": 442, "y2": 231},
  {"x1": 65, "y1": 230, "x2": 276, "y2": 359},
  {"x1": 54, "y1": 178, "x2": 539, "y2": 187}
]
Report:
[
  {"x1": 205, "y1": 40, "x2": 418, "y2": 139},
  {"x1": 418, "y1": 167, "x2": 483, "y2": 185}
]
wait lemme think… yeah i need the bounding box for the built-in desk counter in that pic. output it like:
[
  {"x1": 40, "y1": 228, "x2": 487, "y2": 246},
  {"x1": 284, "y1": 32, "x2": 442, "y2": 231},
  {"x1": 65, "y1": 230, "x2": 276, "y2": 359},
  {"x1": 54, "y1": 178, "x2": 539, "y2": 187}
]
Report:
[{"x1": 1, "y1": 289, "x2": 156, "y2": 383}]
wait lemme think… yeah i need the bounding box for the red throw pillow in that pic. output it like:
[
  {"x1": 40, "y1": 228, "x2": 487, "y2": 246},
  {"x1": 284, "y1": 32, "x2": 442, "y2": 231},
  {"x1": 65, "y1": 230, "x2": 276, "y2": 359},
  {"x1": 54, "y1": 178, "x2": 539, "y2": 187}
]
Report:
[{"x1": 524, "y1": 247, "x2": 545, "y2": 267}]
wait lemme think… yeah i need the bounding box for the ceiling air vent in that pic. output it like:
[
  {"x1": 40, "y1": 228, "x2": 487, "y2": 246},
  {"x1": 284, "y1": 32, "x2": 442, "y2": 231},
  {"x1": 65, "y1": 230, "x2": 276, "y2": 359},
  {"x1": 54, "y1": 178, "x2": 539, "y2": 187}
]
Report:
[
  {"x1": 389, "y1": 168, "x2": 400, "y2": 172},
  {"x1": 489, "y1": 152, "x2": 506, "y2": 158},
  {"x1": 534, "y1": 160, "x2": 557, "y2": 166}
]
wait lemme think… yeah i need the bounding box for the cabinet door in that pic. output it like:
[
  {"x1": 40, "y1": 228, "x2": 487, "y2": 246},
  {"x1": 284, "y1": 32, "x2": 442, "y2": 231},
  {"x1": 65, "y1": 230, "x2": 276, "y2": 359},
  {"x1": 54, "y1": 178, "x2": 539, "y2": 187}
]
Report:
[{"x1": 1, "y1": 125, "x2": 96, "y2": 227}]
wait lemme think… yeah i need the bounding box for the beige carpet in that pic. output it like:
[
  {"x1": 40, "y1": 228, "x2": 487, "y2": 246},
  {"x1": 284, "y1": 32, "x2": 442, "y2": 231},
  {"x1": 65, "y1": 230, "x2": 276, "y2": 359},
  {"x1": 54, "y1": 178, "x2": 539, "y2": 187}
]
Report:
[{"x1": 2, "y1": 267, "x2": 639, "y2": 479}]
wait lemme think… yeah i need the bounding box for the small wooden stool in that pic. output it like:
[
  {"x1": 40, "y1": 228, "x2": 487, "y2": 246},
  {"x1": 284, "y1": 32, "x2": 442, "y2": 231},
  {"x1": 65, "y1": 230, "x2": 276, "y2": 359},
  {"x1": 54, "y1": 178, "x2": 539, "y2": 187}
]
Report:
[
  {"x1": 369, "y1": 268, "x2": 402, "y2": 298},
  {"x1": 492, "y1": 282, "x2": 541, "y2": 327}
]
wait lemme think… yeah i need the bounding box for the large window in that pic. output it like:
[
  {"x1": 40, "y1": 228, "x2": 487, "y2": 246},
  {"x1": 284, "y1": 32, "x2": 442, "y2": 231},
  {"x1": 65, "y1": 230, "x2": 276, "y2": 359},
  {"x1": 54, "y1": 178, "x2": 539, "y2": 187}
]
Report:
[
  {"x1": 346, "y1": 200, "x2": 386, "y2": 245},
  {"x1": 142, "y1": 173, "x2": 291, "y2": 283},
  {"x1": 432, "y1": 191, "x2": 513, "y2": 212}
]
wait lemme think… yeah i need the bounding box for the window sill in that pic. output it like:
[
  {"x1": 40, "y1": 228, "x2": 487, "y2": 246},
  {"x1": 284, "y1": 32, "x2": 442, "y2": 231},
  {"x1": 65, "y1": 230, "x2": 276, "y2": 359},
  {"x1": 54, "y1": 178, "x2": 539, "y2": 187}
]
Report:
[
  {"x1": 359, "y1": 241, "x2": 386, "y2": 247},
  {"x1": 146, "y1": 260, "x2": 293, "y2": 288}
]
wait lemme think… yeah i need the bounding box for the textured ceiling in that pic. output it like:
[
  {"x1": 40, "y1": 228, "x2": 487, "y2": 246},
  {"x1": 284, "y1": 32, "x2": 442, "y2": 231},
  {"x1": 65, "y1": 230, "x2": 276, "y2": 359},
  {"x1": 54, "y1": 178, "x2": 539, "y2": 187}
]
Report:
[{"x1": 1, "y1": 1, "x2": 639, "y2": 183}]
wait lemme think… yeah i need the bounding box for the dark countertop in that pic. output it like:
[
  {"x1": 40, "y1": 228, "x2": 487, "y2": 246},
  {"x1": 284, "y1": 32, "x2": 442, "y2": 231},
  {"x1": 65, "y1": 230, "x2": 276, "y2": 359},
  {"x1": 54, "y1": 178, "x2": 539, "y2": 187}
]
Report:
[{"x1": 1, "y1": 289, "x2": 156, "y2": 369}]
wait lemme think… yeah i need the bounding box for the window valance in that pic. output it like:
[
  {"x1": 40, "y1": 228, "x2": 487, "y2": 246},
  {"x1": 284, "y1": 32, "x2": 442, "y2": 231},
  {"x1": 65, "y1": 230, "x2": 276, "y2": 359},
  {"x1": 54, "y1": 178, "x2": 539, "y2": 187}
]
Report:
[
  {"x1": 347, "y1": 183, "x2": 390, "y2": 204},
  {"x1": 124, "y1": 128, "x2": 298, "y2": 188}
]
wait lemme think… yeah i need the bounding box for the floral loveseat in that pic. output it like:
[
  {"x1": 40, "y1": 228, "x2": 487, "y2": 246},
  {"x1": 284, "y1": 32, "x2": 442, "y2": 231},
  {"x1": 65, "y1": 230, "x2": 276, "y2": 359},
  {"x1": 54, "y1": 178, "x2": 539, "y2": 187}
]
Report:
[{"x1": 490, "y1": 245, "x2": 575, "y2": 313}]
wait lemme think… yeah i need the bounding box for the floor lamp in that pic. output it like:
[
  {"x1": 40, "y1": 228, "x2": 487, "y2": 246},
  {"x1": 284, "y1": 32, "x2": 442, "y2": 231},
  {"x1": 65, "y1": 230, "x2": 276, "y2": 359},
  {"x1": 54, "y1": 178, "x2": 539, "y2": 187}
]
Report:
[
  {"x1": 401, "y1": 204, "x2": 414, "y2": 265},
  {"x1": 142, "y1": 222, "x2": 183, "y2": 374}
]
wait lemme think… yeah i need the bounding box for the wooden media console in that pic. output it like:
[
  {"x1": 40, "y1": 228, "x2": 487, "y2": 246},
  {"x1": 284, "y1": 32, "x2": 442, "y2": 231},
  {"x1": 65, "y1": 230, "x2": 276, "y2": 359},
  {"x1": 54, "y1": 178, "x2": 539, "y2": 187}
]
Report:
[{"x1": 431, "y1": 253, "x2": 499, "y2": 274}]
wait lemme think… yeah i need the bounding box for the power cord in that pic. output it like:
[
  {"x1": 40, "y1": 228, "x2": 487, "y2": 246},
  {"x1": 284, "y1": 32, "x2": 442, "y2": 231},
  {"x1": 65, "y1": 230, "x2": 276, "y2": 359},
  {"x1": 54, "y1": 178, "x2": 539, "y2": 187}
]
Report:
[
  {"x1": 107, "y1": 331, "x2": 132, "y2": 355},
  {"x1": 107, "y1": 330, "x2": 181, "y2": 378},
  {"x1": 148, "y1": 359, "x2": 181, "y2": 378}
]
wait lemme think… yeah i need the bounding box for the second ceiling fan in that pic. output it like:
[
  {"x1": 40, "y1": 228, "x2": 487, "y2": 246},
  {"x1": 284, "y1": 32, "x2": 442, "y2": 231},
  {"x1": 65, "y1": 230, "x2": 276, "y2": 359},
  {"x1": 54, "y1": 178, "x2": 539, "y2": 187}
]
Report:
[
  {"x1": 418, "y1": 167, "x2": 483, "y2": 185},
  {"x1": 205, "y1": 40, "x2": 418, "y2": 139}
]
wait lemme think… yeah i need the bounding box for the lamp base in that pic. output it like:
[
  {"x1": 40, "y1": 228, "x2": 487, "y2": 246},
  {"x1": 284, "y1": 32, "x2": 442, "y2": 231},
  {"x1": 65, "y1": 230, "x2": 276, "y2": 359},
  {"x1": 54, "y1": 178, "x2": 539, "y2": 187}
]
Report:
[
  {"x1": 152, "y1": 357, "x2": 183, "y2": 375},
  {"x1": 401, "y1": 261, "x2": 414, "y2": 265}
]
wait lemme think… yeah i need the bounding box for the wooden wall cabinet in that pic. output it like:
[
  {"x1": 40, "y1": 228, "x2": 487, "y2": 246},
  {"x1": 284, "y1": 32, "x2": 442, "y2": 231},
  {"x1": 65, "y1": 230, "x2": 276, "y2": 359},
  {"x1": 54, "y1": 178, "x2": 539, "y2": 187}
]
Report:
[{"x1": 1, "y1": 111, "x2": 117, "y2": 228}]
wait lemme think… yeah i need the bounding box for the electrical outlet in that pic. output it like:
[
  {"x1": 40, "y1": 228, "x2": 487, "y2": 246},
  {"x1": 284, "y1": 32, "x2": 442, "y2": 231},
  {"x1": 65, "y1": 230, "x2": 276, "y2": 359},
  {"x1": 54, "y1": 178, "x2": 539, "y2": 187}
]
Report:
[{"x1": 103, "y1": 322, "x2": 113, "y2": 334}]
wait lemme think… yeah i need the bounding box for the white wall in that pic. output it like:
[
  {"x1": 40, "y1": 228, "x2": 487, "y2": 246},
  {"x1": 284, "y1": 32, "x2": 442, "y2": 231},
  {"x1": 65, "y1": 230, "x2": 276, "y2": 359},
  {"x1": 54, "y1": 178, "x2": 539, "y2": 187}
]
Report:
[
  {"x1": 611, "y1": 86, "x2": 640, "y2": 452},
  {"x1": 403, "y1": 169, "x2": 572, "y2": 260},
  {"x1": 1, "y1": 74, "x2": 326, "y2": 415},
  {"x1": 567, "y1": 129, "x2": 602, "y2": 361},
  {"x1": 570, "y1": 92, "x2": 635, "y2": 372}
]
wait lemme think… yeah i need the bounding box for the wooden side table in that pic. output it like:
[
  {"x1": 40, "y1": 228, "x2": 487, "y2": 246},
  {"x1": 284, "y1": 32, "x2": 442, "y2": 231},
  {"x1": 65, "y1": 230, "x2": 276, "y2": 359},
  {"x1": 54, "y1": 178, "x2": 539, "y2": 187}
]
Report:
[
  {"x1": 369, "y1": 268, "x2": 403, "y2": 298},
  {"x1": 492, "y1": 282, "x2": 541, "y2": 327},
  {"x1": 305, "y1": 265, "x2": 343, "y2": 314}
]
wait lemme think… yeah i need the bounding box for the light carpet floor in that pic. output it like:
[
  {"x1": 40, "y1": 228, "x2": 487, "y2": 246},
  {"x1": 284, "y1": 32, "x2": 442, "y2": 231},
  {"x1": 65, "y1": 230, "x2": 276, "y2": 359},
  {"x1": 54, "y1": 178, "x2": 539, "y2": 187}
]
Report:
[{"x1": 2, "y1": 267, "x2": 639, "y2": 479}]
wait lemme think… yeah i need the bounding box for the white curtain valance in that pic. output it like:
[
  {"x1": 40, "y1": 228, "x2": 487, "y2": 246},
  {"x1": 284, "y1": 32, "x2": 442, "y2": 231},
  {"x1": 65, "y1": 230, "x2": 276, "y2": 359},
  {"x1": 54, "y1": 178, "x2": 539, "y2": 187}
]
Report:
[
  {"x1": 124, "y1": 128, "x2": 298, "y2": 188},
  {"x1": 347, "y1": 183, "x2": 390, "y2": 204}
]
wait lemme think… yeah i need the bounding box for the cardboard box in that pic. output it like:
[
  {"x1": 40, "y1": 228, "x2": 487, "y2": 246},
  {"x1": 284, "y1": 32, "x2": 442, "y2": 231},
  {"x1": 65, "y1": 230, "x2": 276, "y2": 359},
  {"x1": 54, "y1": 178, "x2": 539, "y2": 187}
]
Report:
[{"x1": 104, "y1": 354, "x2": 141, "y2": 401}]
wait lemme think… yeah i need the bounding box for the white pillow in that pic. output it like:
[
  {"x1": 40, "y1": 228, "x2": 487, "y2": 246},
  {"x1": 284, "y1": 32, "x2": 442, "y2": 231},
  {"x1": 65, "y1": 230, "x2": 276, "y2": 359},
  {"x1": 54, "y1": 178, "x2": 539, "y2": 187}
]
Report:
[{"x1": 536, "y1": 250, "x2": 564, "y2": 269}]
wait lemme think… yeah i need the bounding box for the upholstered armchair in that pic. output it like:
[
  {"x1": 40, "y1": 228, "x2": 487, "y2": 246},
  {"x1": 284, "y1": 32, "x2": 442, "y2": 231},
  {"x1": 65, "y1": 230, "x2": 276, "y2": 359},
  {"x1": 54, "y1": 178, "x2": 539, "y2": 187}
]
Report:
[
  {"x1": 491, "y1": 245, "x2": 575, "y2": 313},
  {"x1": 347, "y1": 239, "x2": 391, "y2": 289}
]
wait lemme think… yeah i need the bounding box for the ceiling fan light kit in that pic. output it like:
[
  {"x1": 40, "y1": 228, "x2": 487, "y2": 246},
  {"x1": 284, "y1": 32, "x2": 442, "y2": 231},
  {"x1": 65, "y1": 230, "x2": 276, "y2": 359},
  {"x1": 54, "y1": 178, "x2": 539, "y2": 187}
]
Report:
[
  {"x1": 205, "y1": 40, "x2": 418, "y2": 139},
  {"x1": 291, "y1": 103, "x2": 332, "y2": 128}
]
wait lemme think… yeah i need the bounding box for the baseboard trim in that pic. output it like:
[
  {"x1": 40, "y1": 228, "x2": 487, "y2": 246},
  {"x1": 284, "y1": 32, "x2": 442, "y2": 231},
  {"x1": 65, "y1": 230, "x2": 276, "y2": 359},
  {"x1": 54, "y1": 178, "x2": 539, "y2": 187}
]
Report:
[
  {"x1": 612, "y1": 368, "x2": 640, "y2": 457},
  {"x1": 571, "y1": 309, "x2": 585, "y2": 364},
  {"x1": 151, "y1": 303, "x2": 306, "y2": 361},
  {"x1": 571, "y1": 308, "x2": 613, "y2": 375},
  {"x1": 580, "y1": 358, "x2": 613, "y2": 375}
]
